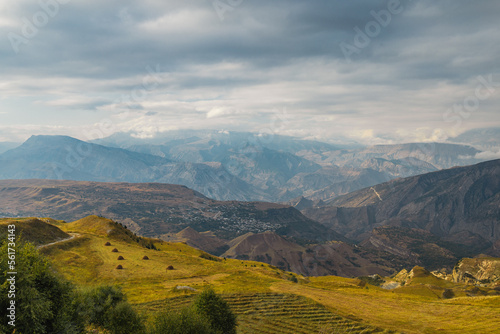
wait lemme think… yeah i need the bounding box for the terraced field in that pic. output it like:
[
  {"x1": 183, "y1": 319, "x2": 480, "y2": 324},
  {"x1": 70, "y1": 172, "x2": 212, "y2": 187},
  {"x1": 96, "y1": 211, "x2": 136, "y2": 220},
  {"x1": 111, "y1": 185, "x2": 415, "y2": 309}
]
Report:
[{"x1": 137, "y1": 293, "x2": 397, "y2": 334}]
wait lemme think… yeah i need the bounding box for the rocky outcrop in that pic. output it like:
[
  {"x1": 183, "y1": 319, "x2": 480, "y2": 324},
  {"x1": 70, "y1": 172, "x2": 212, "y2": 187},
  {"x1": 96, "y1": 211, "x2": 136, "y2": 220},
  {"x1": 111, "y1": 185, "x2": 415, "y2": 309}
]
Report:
[{"x1": 452, "y1": 257, "x2": 500, "y2": 288}]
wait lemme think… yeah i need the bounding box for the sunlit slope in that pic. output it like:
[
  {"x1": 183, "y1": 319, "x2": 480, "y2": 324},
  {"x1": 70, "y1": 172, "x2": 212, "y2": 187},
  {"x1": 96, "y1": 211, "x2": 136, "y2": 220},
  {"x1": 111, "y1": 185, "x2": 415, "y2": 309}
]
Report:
[
  {"x1": 8, "y1": 215, "x2": 499, "y2": 334},
  {"x1": 277, "y1": 276, "x2": 500, "y2": 334},
  {"x1": 43, "y1": 216, "x2": 291, "y2": 302},
  {"x1": 0, "y1": 217, "x2": 70, "y2": 246},
  {"x1": 137, "y1": 293, "x2": 396, "y2": 334}
]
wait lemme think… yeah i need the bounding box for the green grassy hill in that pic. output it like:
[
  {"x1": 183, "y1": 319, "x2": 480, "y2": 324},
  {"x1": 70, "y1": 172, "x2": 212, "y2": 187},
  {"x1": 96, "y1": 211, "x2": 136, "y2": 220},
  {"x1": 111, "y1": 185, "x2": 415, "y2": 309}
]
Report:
[
  {"x1": 0, "y1": 217, "x2": 70, "y2": 246},
  {"x1": 4, "y1": 216, "x2": 500, "y2": 333}
]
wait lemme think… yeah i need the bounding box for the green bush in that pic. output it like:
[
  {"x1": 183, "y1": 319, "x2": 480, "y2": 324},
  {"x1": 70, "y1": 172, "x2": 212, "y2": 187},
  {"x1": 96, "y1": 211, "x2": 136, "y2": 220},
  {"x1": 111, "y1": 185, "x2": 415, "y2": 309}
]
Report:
[
  {"x1": 75, "y1": 285, "x2": 144, "y2": 334},
  {"x1": 107, "y1": 301, "x2": 145, "y2": 334},
  {"x1": 75, "y1": 285, "x2": 125, "y2": 328},
  {"x1": 193, "y1": 289, "x2": 237, "y2": 334},
  {"x1": 148, "y1": 307, "x2": 213, "y2": 334},
  {"x1": 442, "y1": 288, "x2": 455, "y2": 299}
]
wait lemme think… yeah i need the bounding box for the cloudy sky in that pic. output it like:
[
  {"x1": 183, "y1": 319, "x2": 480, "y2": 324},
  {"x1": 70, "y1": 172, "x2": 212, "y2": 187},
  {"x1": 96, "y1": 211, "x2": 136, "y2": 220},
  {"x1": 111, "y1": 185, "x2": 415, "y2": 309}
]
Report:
[{"x1": 0, "y1": 0, "x2": 499, "y2": 144}]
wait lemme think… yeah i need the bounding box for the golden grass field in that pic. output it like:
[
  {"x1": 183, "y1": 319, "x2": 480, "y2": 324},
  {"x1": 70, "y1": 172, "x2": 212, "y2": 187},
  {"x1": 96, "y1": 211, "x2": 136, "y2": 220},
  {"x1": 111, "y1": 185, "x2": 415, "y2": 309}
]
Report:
[{"x1": 3, "y1": 216, "x2": 500, "y2": 333}]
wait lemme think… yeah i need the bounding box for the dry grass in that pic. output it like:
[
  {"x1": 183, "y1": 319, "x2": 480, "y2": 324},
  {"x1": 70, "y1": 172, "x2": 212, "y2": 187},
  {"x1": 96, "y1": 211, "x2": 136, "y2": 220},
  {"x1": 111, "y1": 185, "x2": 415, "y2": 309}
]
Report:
[
  {"x1": 272, "y1": 277, "x2": 500, "y2": 334},
  {"x1": 37, "y1": 217, "x2": 500, "y2": 333}
]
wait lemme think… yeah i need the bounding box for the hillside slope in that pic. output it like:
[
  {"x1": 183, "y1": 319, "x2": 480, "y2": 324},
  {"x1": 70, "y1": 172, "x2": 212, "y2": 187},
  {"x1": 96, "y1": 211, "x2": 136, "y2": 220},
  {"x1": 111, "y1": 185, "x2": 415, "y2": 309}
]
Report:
[
  {"x1": 0, "y1": 179, "x2": 329, "y2": 243},
  {"x1": 304, "y1": 159, "x2": 500, "y2": 242},
  {"x1": 35, "y1": 216, "x2": 500, "y2": 333},
  {"x1": 222, "y1": 231, "x2": 395, "y2": 277},
  {"x1": 2, "y1": 215, "x2": 500, "y2": 333},
  {"x1": 0, "y1": 217, "x2": 70, "y2": 246},
  {"x1": 303, "y1": 160, "x2": 500, "y2": 268}
]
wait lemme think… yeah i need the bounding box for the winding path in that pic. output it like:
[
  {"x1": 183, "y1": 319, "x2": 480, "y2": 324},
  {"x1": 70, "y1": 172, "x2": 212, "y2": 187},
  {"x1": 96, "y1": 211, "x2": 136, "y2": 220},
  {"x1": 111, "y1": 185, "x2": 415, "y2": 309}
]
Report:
[{"x1": 37, "y1": 233, "x2": 80, "y2": 249}]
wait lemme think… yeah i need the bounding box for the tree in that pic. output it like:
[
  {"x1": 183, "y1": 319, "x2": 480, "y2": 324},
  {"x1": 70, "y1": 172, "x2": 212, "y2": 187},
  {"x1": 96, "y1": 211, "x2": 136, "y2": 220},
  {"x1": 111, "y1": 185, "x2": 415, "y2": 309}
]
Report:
[
  {"x1": 0, "y1": 240, "x2": 84, "y2": 334},
  {"x1": 0, "y1": 239, "x2": 144, "y2": 333},
  {"x1": 193, "y1": 288, "x2": 237, "y2": 334},
  {"x1": 107, "y1": 301, "x2": 145, "y2": 334},
  {"x1": 75, "y1": 285, "x2": 144, "y2": 334}
]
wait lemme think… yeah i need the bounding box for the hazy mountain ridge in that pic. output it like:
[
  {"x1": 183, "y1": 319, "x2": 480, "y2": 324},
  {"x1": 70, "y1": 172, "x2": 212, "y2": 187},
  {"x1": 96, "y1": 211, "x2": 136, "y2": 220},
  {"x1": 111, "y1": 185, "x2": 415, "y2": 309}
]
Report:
[
  {"x1": 296, "y1": 142, "x2": 481, "y2": 170},
  {"x1": 95, "y1": 131, "x2": 488, "y2": 201},
  {"x1": 0, "y1": 135, "x2": 266, "y2": 201},
  {"x1": 0, "y1": 141, "x2": 20, "y2": 154},
  {"x1": 448, "y1": 127, "x2": 500, "y2": 151},
  {"x1": 0, "y1": 131, "x2": 491, "y2": 202}
]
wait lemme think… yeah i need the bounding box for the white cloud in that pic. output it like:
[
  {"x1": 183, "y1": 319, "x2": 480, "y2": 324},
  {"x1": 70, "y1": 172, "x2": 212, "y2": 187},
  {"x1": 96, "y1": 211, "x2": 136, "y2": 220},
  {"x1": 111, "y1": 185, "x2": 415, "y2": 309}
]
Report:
[
  {"x1": 475, "y1": 150, "x2": 500, "y2": 161},
  {"x1": 206, "y1": 107, "x2": 245, "y2": 119}
]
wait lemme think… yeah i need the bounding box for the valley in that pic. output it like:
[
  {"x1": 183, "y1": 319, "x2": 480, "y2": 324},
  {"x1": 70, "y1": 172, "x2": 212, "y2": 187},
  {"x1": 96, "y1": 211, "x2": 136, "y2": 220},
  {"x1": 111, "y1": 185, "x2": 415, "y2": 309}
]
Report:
[
  {"x1": 2, "y1": 0, "x2": 499, "y2": 330},
  {"x1": 1, "y1": 158, "x2": 499, "y2": 277},
  {"x1": 0, "y1": 130, "x2": 499, "y2": 333}
]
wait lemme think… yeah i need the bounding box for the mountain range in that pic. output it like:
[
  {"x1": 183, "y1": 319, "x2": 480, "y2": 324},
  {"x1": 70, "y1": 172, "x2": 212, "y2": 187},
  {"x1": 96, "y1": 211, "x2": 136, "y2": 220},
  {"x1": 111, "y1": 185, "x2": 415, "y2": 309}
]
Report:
[
  {"x1": 0, "y1": 129, "x2": 499, "y2": 276},
  {"x1": 1, "y1": 158, "x2": 499, "y2": 275},
  {"x1": 0, "y1": 141, "x2": 19, "y2": 154},
  {"x1": 448, "y1": 127, "x2": 500, "y2": 151},
  {"x1": 0, "y1": 135, "x2": 264, "y2": 201},
  {"x1": 302, "y1": 159, "x2": 500, "y2": 267},
  {"x1": 0, "y1": 130, "x2": 492, "y2": 202}
]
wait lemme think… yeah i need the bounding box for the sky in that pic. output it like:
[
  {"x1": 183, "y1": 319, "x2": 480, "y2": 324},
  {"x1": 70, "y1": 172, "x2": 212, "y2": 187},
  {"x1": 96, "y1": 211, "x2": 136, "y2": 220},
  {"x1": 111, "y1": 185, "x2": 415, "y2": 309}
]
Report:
[{"x1": 0, "y1": 0, "x2": 499, "y2": 144}]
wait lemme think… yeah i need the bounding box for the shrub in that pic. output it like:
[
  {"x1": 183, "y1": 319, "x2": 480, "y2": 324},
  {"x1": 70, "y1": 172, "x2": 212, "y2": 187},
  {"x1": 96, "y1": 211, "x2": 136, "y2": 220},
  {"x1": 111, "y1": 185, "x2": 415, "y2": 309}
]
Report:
[
  {"x1": 116, "y1": 265, "x2": 123, "y2": 269},
  {"x1": 105, "y1": 242, "x2": 112, "y2": 246},
  {"x1": 0, "y1": 240, "x2": 144, "y2": 333},
  {"x1": 442, "y1": 288, "x2": 455, "y2": 299},
  {"x1": 167, "y1": 265, "x2": 174, "y2": 270},
  {"x1": 199, "y1": 253, "x2": 221, "y2": 262},
  {"x1": 107, "y1": 301, "x2": 145, "y2": 334},
  {"x1": 148, "y1": 307, "x2": 213, "y2": 334},
  {"x1": 117, "y1": 256, "x2": 124, "y2": 260},
  {"x1": 75, "y1": 285, "x2": 125, "y2": 327},
  {"x1": 142, "y1": 256, "x2": 149, "y2": 260},
  {"x1": 75, "y1": 285, "x2": 144, "y2": 333},
  {"x1": 193, "y1": 289, "x2": 237, "y2": 334}
]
